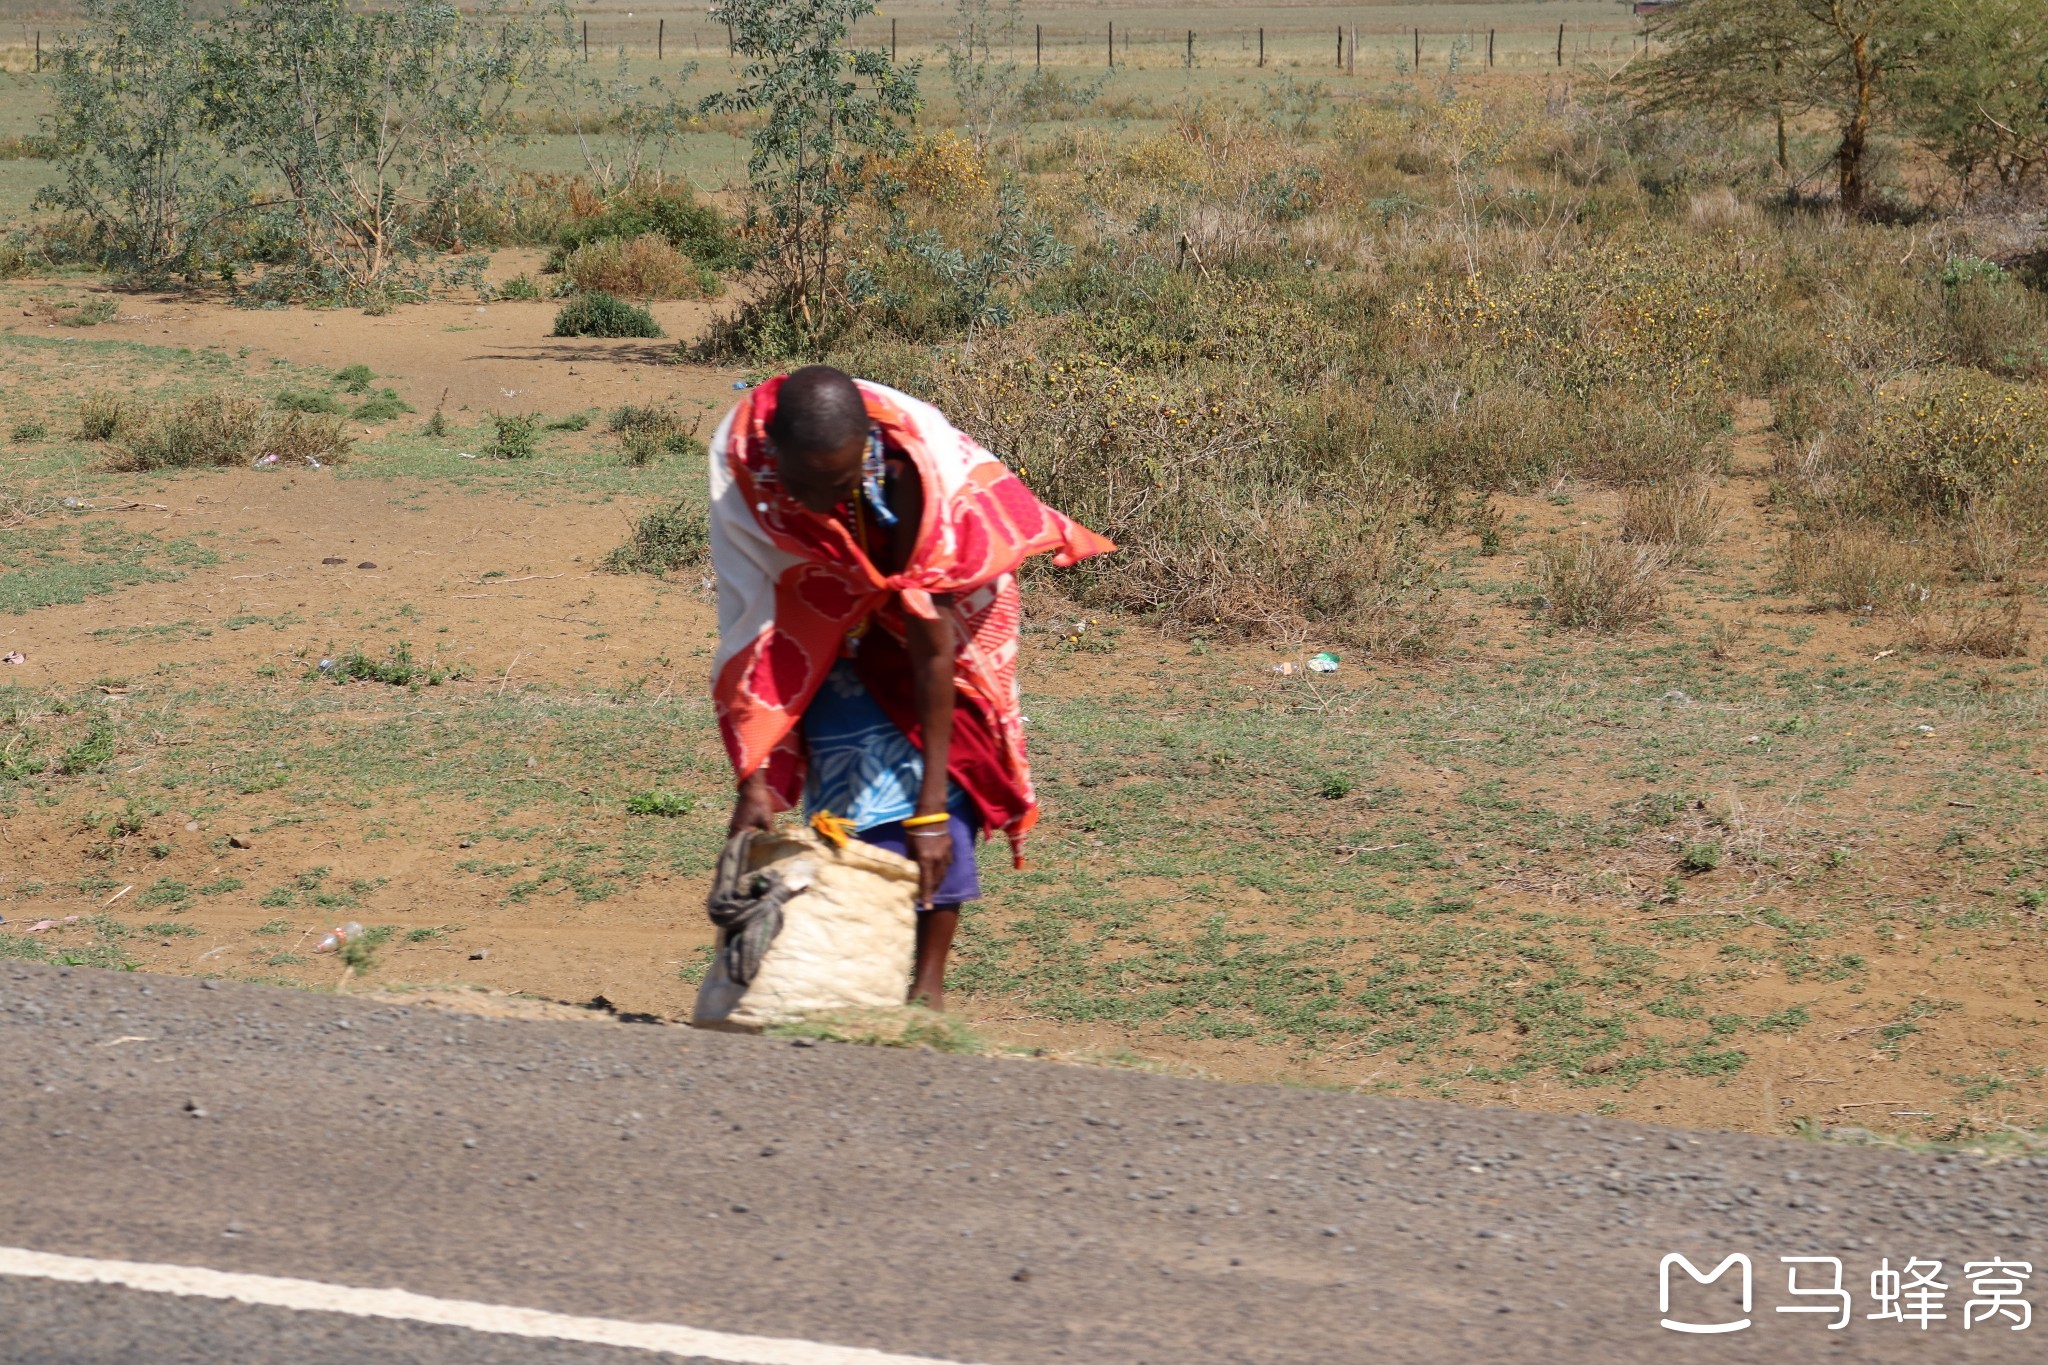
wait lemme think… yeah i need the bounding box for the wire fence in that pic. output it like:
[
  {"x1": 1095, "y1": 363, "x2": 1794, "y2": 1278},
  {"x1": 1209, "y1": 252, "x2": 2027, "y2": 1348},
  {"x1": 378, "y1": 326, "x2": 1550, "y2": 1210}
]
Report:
[{"x1": 4, "y1": 15, "x2": 1652, "y2": 76}]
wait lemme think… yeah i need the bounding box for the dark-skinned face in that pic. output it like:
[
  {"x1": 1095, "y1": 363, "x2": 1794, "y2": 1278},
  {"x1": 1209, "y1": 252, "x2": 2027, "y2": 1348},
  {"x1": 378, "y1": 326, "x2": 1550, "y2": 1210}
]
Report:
[{"x1": 775, "y1": 436, "x2": 865, "y2": 515}]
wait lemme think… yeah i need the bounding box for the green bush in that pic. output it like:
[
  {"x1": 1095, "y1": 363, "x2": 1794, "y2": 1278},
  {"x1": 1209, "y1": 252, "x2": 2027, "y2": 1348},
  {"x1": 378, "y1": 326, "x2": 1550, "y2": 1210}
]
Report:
[
  {"x1": 602, "y1": 499, "x2": 710, "y2": 576},
  {"x1": 551, "y1": 291, "x2": 663, "y2": 339},
  {"x1": 275, "y1": 388, "x2": 341, "y2": 415},
  {"x1": 485, "y1": 411, "x2": 542, "y2": 460},
  {"x1": 553, "y1": 181, "x2": 740, "y2": 271},
  {"x1": 496, "y1": 273, "x2": 543, "y2": 301},
  {"x1": 349, "y1": 389, "x2": 412, "y2": 422},
  {"x1": 333, "y1": 363, "x2": 375, "y2": 393},
  {"x1": 10, "y1": 420, "x2": 48, "y2": 443}
]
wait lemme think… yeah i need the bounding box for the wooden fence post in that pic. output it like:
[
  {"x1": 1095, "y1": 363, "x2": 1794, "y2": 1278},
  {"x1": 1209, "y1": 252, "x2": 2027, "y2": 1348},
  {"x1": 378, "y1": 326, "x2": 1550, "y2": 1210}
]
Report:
[
  {"x1": 1556, "y1": 23, "x2": 1565, "y2": 66},
  {"x1": 1335, "y1": 27, "x2": 1341, "y2": 68},
  {"x1": 1186, "y1": 29, "x2": 1193, "y2": 68},
  {"x1": 891, "y1": 18, "x2": 897, "y2": 60},
  {"x1": 1035, "y1": 23, "x2": 1041, "y2": 67},
  {"x1": 581, "y1": 20, "x2": 588, "y2": 61},
  {"x1": 1108, "y1": 21, "x2": 1113, "y2": 68},
  {"x1": 34, "y1": 31, "x2": 41, "y2": 72},
  {"x1": 1413, "y1": 27, "x2": 1420, "y2": 69},
  {"x1": 1488, "y1": 29, "x2": 1495, "y2": 66},
  {"x1": 1257, "y1": 27, "x2": 1264, "y2": 67}
]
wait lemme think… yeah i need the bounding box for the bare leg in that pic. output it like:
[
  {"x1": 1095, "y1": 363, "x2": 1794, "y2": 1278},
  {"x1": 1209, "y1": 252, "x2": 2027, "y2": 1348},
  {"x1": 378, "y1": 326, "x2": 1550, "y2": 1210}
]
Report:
[{"x1": 910, "y1": 907, "x2": 959, "y2": 1011}]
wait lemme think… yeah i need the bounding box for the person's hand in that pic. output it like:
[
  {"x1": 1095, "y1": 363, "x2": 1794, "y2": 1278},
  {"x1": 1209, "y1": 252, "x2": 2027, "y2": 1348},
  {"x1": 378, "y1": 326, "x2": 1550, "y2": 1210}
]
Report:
[
  {"x1": 907, "y1": 823, "x2": 954, "y2": 907},
  {"x1": 728, "y1": 772, "x2": 775, "y2": 837}
]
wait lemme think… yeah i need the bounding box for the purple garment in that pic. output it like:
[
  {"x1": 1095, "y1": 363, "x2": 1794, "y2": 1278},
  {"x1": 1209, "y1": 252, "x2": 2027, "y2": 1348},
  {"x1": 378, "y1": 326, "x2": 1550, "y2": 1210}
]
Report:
[{"x1": 860, "y1": 810, "x2": 981, "y2": 908}]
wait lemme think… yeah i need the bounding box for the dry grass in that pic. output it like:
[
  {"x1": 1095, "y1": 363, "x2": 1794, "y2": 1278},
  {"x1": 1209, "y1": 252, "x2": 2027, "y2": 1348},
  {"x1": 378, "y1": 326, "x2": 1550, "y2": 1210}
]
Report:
[
  {"x1": 1907, "y1": 593, "x2": 2029, "y2": 658},
  {"x1": 559, "y1": 233, "x2": 719, "y2": 301},
  {"x1": 100, "y1": 395, "x2": 351, "y2": 472},
  {"x1": 1957, "y1": 502, "x2": 2024, "y2": 583},
  {"x1": 76, "y1": 390, "x2": 123, "y2": 442},
  {"x1": 1536, "y1": 536, "x2": 1666, "y2": 632},
  {"x1": 1619, "y1": 475, "x2": 1724, "y2": 554},
  {"x1": 1782, "y1": 520, "x2": 1930, "y2": 614}
]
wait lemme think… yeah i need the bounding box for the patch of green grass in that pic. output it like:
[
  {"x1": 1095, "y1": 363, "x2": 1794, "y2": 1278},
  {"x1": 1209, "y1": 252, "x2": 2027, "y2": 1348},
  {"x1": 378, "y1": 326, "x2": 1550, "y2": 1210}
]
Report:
[
  {"x1": 317, "y1": 642, "x2": 460, "y2": 687},
  {"x1": 350, "y1": 389, "x2": 412, "y2": 422},
  {"x1": 334, "y1": 364, "x2": 375, "y2": 393},
  {"x1": 56, "y1": 721, "x2": 115, "y2": 775},
  {"x1": 253, "y1": 918, "x2": 293, "y2": 935},
  {"x1": 624, "y1": 790, "x2": 691, "y2": 817},
  {"x1": 139, "y1": 878, "x2": 192, "y2": 909},
  {"x1": 0, "y1": 520, "x2": 218, "y2": 615},
  {"x1": 142, "y1": 921, "x2": 202, "y2": 937},
  {"x1": 275, "y1": 388, "x2": 341, "y2": 415}
]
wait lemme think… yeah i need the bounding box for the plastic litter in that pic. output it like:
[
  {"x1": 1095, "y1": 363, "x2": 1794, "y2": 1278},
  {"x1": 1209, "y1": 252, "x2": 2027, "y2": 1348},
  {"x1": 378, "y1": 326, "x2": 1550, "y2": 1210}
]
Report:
[
  {"x1": 306, "y1": 457, "x2": 322, "y2": 470},
  {"x1": 731, "y1": 380, "x2": 748, "y2": 390},
  {"x1": 314, "y1": 921, "x2": 365, "y2": 954},
  {"x1": 1307, "y1": 652, "x2": 1340, "y2": 674},
  {"x1": 458, "y1": 452, "x2": 477, "y2": 459},
  {"x1": 254, "y1": 453, "x2": 280, "y2": 467},
  {"x1": 317, "y1": 658, "x2": 335, "y2": 672},
  {"x1": 25, "y1": 916, "x2": 80, "y2": 934},
  {"x1": 1271, "y1": 662, "x2": 1297, "y2": 676},
  {"x1": 2, "y1": 652, "x2": 23, "y2": 665},
  {"x1": 1662, "y1": 689, "x2": 1692, "y2": 705}
]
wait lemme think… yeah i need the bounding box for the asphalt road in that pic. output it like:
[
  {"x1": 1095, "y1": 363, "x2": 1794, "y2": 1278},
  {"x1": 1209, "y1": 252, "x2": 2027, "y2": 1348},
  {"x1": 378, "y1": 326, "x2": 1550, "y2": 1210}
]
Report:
[{"x1": 1, "y1": 962, "x2": 2043, "y2": 1363}]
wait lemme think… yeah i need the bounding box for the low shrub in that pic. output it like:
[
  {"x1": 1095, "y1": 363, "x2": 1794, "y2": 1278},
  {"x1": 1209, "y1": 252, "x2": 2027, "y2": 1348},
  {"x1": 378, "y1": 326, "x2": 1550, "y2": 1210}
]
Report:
[
  {"x1": 102, "y1": 396, "x2": 350, "y2": 471},
  {"x1": 496, "y1": 274, "x2": 543, "y2": 301},
  {"x1": 559, "y1": 234, "x2": 719, "y2": 301},
  {"x1": 275, "y1": 388, "x2": 341, "y2": 415},
  {"x1": 9, "y1": 420, "x2": 47, "y2": 443},
  {"x1": 319, "y1": 642, "x2": 459, "y2": 686},
  {"x1": 1781, "y1": 520, "x2": 1929, "y2": 613},
  {"x1": 1939, "y1": 258, "x2": 2047, "y2": 378},
  {"x1": 1619, "y1": 476, "x2": 1723, "y2": 553},
  {"x1": 602, "y1": 499, "x2": 710, "y2": 576},
  {"x1": 1906, "y1": 593, "x2": 2028, "y2": 658},
  {"x1": 551, "y1": 291, "x2": 663, "y2": 339},
  {"x1": 554, "y1": 180, "x2": 740, "y2": 270},
  {"x1": 349, "y1": 390, "x2": 412, "y2": 422},
  {"x1": 1536, "y1": 536, "x2": 1666, "y2": 632},
  {"x1": 333, "y1": 364, "x2": 375, "y2": 393},
  {"x1": 76, "y1": 391, "x2": 123, "y2": 441},
  {"x1": 484, "y1": 412, "x2": 542, "y2": 460}
]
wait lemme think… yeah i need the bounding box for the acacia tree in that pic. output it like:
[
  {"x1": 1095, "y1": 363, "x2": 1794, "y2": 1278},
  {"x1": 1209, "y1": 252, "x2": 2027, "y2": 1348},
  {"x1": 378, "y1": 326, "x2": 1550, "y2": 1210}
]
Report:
[
  {"x1": 38, "y1": 0, "x2": 228, "y2": 279},
  {"x1": 1633, "y1": 0, "x2": 1925, "y2": 214},
  {"x1": 706, "y1": 0, "x2": 921, "y2": 341},
  {"x1": 1907, "y1": 0, "x2": 2048, "y2": 192}
]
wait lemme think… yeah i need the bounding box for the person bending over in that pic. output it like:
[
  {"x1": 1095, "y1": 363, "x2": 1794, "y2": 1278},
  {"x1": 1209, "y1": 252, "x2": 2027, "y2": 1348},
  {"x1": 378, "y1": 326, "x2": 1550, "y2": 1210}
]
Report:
[{"x1": 708, "y1": 365, "x2": 1111, "y2": 1008}]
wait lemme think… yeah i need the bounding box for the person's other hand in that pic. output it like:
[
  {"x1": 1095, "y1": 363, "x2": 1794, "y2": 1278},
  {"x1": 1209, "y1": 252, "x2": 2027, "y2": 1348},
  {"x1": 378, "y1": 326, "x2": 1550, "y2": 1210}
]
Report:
[
  {"x1": 907, "y1": 825, "x2": 954, "y2": 907},
  {"x1": 728, "y1": 772, "x2": 775, "y2": 836}
]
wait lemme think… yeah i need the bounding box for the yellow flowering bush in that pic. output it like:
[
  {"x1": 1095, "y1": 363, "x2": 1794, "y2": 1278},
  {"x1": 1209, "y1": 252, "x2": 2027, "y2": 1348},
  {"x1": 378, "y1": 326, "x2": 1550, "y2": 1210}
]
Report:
[{"x1": 1863, "y1": 371, "x2": 2048, "y2": 516}]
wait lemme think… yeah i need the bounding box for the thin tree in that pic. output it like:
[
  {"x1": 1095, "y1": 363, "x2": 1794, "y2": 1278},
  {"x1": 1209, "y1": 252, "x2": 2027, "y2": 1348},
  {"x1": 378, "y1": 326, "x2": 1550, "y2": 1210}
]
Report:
[
  {"x1": 1632, "y1": 0, "x2": 1924, "y2": 214},
  {"x1": 706, "y1": 0, "x2": 921, "y2": 343}
]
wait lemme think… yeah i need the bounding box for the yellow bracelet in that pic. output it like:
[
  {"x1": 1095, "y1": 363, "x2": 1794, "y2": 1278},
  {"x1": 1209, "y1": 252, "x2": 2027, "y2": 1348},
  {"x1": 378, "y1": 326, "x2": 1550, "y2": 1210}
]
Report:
[{"x1": 902, "y1": 812, "x2": 951, "y2": 829}]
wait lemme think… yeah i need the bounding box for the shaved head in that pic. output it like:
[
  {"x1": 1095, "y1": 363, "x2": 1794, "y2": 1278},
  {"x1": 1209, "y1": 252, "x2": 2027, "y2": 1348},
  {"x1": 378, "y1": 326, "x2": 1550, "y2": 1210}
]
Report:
[{"x1": 768, "y1": 365, "x2": 868, "y2": 463}]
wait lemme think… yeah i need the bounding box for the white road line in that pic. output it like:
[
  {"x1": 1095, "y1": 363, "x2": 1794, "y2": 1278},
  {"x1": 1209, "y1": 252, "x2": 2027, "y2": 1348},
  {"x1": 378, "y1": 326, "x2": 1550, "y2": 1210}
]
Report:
[{"x1": 0, "y1": 1246, "x2": 980, "y2": 1365}]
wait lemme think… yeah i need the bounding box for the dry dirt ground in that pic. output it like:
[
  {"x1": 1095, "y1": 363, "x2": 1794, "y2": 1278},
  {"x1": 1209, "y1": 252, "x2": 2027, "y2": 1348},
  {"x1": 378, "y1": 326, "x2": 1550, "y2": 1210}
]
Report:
[{"x1": 4, "y1": 272, "x2": 2048, "y2": 1151}]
